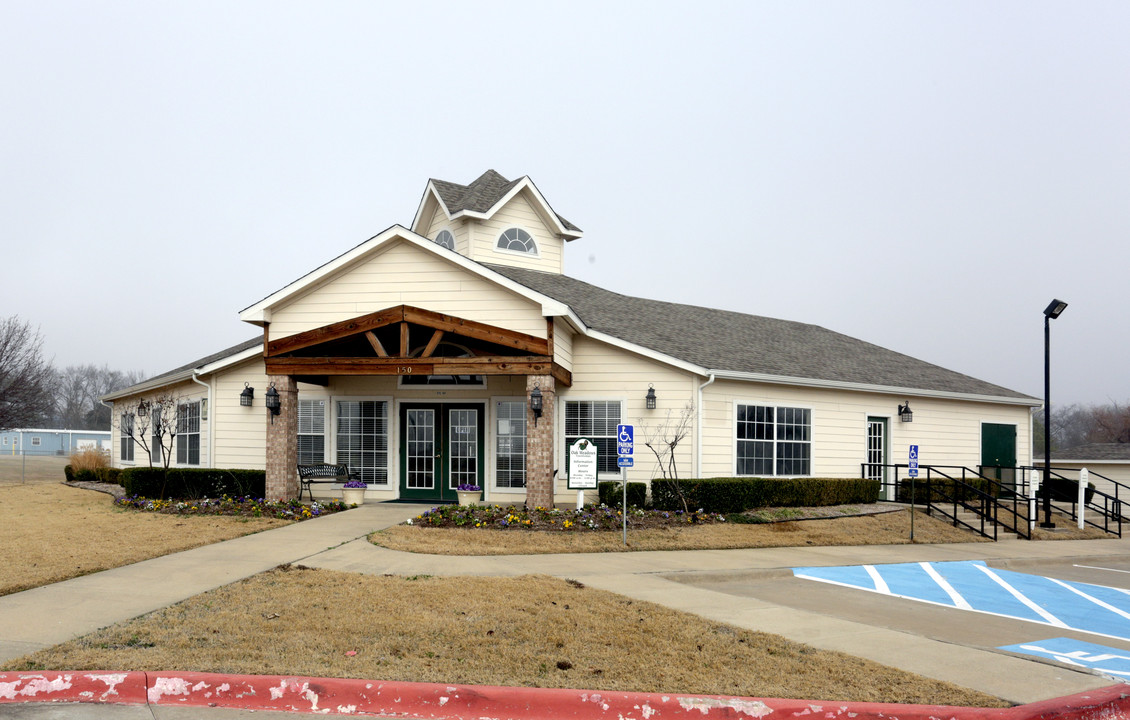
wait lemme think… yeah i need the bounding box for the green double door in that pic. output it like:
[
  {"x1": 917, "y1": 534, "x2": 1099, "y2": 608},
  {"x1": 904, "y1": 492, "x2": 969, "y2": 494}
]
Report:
[
  {"x1": 981, "y1": 423, "x2": 1017, "y2": 489},
  {"x1": 399, "y1": 403, "x2": 484, "y2": 502}
]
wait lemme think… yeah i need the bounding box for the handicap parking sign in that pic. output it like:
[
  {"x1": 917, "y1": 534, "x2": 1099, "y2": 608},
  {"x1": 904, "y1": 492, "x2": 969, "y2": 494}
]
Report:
[{"x1": 617, "y1": 424, "x2": 633, "y2": 455}]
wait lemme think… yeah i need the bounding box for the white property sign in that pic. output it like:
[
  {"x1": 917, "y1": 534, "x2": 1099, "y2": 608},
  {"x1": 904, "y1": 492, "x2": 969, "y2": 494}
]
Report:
[{"x1": 568, "y1": 438, "x2": 598, "y2": 490}]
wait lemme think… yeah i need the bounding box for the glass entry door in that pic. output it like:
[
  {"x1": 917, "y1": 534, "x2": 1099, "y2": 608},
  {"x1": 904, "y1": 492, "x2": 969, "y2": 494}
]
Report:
[
  {"x1": 399, "y1": 403, "x2": 484, "y2": 502},
  {"x1": 866, "y1": 417, "x2": 889, "y2": 498}
]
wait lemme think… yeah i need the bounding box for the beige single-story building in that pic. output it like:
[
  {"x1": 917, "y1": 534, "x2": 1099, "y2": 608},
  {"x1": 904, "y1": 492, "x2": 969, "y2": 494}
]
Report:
[
  {"x1": 1049, "y1": 443, "x2": 1130, "y2": 499},
  {"x1": 105, "y1": 170, "x2": 1039, "y2": 504}
]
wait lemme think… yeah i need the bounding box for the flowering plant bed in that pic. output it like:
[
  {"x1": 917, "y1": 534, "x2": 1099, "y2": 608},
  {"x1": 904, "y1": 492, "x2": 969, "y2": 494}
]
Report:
[
  {"x1": 342, "y1": 480, "x2": 368, "y2": 489},
  {"x1": 407, "y1": 503, "x2": 725, "y2": 531},
  {"x1": 114, "y1": 495, "x2": 347, "y2": 521}
]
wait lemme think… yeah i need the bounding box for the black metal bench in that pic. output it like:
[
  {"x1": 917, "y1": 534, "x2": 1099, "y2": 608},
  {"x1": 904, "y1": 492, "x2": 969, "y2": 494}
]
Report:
[{"x1": 297, "y1": 463, "x2": 353, "y2": 502}]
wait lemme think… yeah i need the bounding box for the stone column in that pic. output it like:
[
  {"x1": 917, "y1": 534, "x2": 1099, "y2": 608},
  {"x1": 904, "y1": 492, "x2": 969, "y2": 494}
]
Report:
[
  {"x1": 525, "y1": 374, "x2": 556, "y2": 509},
  {"x1": 265, "y1": 375, "x2": 299, "y2": 501}
]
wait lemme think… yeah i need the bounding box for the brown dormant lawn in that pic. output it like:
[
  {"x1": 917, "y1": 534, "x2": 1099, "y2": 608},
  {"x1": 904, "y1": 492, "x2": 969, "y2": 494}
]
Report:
[
  {"x1": 2, "y1": 567, "x2": 1006, "y2": 707},
  {"x1": 0, "y1": 457, "x2": 287, "y2": 596}
]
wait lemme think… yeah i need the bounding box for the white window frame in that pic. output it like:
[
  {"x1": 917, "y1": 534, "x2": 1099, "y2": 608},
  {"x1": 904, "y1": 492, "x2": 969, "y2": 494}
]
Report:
[
  {"x1": 491, "y1": 396, "x2": 528, "y2": 494},
  {"x1": 120, "y1": 413, "x2": 135, "y2": 463},
  {"x1": 733, "y1": 401, "x2": 813, "y2": 477},
  {"x1": 493, "y1": 226, "x2": 540, "y2": 258},
  {"x1": 176, "y1": 400, "x2": 201, "y2": 466},
  {"x1": 297, "y1": 398, "x2": 327, "y2": 466},
  {"x1": 332, "y1": 395, "x2": 393, "y2": 486},
  {"x1": 563, "y1": 398, "x2": 625, "y2": 481}
]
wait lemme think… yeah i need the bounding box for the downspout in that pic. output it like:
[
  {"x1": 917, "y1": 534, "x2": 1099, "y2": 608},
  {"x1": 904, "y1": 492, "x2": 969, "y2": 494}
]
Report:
[
  {"x1": 695, "y1": 373, "x2": 716, "y2": 478},
  {"x1": 191, "y1": 371, "x2": 213, "y2": 467}
]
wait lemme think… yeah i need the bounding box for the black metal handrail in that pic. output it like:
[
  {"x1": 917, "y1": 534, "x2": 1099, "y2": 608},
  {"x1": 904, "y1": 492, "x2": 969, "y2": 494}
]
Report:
[
  {"x1": 862, "y1": 463, "x2": 1031, "y2": 540},
  {"x1": 1008, "y1": 464, "x2": 1125, "y2": 538}
]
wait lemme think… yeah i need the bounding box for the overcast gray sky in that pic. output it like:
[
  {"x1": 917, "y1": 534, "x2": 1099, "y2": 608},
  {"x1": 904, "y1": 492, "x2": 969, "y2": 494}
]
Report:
[{"x1": 3, "y1": 1, "x2": 1127, "y2": 406}]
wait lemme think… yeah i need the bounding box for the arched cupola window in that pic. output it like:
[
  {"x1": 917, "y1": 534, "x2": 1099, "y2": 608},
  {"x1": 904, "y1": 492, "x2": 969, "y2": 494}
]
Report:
[
  {"x1": 496, "y1": 227, "x2": 537, "y2": 255},
  {"x1": 434, "y1": 229, "x2": 455, "y2": 250}
]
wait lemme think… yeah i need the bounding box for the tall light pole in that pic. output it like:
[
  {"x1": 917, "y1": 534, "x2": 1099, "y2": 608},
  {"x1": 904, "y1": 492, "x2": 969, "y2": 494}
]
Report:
[{"x1": 1041, "y1": 298, "x2": 1068, "y2": 528}]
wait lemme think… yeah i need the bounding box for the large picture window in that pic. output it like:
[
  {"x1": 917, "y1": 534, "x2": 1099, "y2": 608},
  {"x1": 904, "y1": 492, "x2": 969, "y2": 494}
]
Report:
[
  {"x1": 736, "y1": 405, "x2": 811, "y2": 476},
  {"x1": 495, "y1": 400, "x2": 526, "y2": 488},
  {"x1": 120, "y1": 413, "x2": 134, "y2": 462},
  {"x1": 336, "y1": 400, "x2": 389, "y2": 484},
  {"x1": 298, "y1": 399, "x2": 326, "y2": 465},
  {"x1": 176, "y1": 401, "x2": 201, "y2": 465},
  {"x1": 564, "y1": 400, "x2": 622, "y2": 475}
]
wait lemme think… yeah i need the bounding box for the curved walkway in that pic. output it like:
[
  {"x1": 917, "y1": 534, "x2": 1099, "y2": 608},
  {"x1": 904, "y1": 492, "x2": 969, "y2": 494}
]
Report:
[{"x1": 1, "y1": 500, "x2": 1128, "y2": 707}]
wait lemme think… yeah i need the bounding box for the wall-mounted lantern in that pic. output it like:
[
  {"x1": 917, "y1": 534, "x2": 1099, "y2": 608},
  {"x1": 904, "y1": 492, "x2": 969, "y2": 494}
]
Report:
[
  {"x1": 898, "y1": 401, "x2": 913, "y2": 423},
  {"x1": 240, "y1": 383, "x2": 254, "y2": 407},
  {"x1": 529, "y1": 385, "x2": 543, "y2": 426},
  {"x1": 265, "y1": 382, "x2": 280, "y2": 418},
  {"x1": 645, "y1": 384, "x2": 657, "y2": 410}
]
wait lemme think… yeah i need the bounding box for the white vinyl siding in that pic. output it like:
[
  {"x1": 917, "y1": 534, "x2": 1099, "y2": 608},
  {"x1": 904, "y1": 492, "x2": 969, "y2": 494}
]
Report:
[
  {"x1": 468, "y1": 192, "x2": 565, "y2": 273},
  {"x1": 297, "y1": 399, "x2": 326, "y2": 465},
  {"x1": 699, "y1": 379, "x2": 1034, "y2": 479},
  {"x1": 266, "y1": 240, "x2": 548, "y2": 342}
]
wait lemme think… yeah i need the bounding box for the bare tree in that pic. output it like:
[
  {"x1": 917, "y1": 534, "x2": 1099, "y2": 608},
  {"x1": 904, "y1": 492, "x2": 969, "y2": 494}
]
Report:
[
  {"x1": 53, "y1": 364, "x2": 146, "y2": 429},
  {"x1": 113, "y1": 393, "x2": 184, "y2": 471},
  {"x1": 638, "y1": 403, "x2": 695, "y2": 511},
  {"x1": 1034, "y1": 400, "x2": 1130, "y2": 457},
  {"x1": 0, "y1": 316, "x2": 55, "y2": 431}
]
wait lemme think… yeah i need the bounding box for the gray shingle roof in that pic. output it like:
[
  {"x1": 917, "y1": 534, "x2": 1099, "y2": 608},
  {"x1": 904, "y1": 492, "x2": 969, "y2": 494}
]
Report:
[
  {"x1": 1052, "y1": 443, "x2": 1130, "y2": 461},
  {"x1": 106, "y1": 337, "x2": 263, "y2": 400},
  {"x1": 486, "y1": 265, "x2": 1034, "y2": 401},
  {"x1": 431, "y1": 170, "x2": 581, "y2": 233}
]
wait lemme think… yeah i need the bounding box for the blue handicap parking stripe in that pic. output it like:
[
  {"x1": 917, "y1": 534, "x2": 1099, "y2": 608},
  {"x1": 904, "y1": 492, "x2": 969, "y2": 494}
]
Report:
[
  {"x1": 1000, "y1": 637, "x2": 1130, "y2": 680},
  {"x1": 793, "y1": 560, "x2": 1130, "y2": 641}
]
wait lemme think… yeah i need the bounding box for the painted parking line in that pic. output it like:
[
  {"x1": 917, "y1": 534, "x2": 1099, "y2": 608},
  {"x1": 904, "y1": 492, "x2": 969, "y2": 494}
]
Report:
[
  {"x1": 793, "y1": 560, "x2": 1130, "y2": 642},
  {"x1": 999, "y1": 637, "x2": 1130, "y2": 681}
]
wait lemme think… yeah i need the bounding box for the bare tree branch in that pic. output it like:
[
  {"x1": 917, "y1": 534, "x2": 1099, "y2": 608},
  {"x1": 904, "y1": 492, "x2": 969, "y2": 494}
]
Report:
[{"x1": 0, "y1": 316, "x2": 55, "y2": 431}]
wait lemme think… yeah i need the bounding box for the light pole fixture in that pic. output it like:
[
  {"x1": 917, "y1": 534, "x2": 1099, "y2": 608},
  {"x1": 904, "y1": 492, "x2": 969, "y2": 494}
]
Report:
[
  {"x1": 1041, "y1": 298, "x2": 1068, "y2": 528},
  {"x1": 898, "y1": 401, "x2": 913, "y2": 423},
  {"x1": 239, "y1": 383, "x2": 254, "y2": 407},
  {"x1": 265, "y1": 382, "x2": 280, "y2": 418},
  {"x1": 645, "y1": 384, "x2": 657, "y2": 410},
  {"x1": 529, "y1": 385, "x2": 543, "y2": 426}
]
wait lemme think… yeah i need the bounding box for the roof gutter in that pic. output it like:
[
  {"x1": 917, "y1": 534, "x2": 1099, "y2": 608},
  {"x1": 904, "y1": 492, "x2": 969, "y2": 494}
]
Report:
[
  {"x1": 695, "y1": 374, "x2": 715, "y2": 478},
  {"x1": 191, "y1": 371, "x2": 213, "y2": 467}
]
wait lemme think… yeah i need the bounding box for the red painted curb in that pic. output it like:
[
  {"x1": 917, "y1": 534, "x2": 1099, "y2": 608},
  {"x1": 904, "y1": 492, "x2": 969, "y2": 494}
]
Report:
[
  {"x1": 1, "y1": 670, "x2": 1127, "y2": 719},
  {"x1": 0, "y1": 671, "x2": 147, "y2": 705}
]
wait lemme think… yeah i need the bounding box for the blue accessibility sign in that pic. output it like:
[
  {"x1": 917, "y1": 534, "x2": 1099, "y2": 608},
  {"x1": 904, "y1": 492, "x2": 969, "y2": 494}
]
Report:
[
  {"x1": 617, "y1": 456, "x2": 634, "y2": 468},
  {"x1": 617, "y1": 424, "x2": 634, "y2": 455},
  {"x1": 909, "y1": 444, "x2": 919, "y2": 477}
]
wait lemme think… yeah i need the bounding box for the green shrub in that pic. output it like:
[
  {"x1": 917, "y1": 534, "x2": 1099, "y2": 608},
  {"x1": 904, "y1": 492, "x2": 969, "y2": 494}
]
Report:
[
  {"x1": 63, "y1": 464, "x2": 75, "y2": 482},
  {"x1": 73, "y1": 468, "x2": 99, "y2": 483},
  {"x1": 1037, "y1": 477, "x2": 1096, "y2": 504},
  {"x1": 597, "y1": 481, "x2": 648, "y2": 508},
  {"x1": 120, "y1": 468, "x2": 266, "y2": 500},
  {"x1": 102, "y1": 467, "x2": 122, "y2": 486},
  {"x1": 651, "y1": 477, "x2": 879, "y2": 513}
]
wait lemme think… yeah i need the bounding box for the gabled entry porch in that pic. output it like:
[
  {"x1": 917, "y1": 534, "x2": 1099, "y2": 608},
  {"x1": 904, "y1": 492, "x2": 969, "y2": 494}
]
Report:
[{"x1": 261, "y1": 305, "x2": 569, "y2": 508}]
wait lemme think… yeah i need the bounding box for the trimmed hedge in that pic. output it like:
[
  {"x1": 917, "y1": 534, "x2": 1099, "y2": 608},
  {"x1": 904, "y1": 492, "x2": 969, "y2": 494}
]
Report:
[
  {"x1": 64, "y1": 464, "x2": 75, "y2": 482},
  {"x1": 597, "y1": 481, "x2": 648, "y2": 508},
  {"x1": 120, "y1": 468, "x2": 266, "y2": 499},
  {"x1": 651, "y1": 477, "x2": 880, "y2": 514}
]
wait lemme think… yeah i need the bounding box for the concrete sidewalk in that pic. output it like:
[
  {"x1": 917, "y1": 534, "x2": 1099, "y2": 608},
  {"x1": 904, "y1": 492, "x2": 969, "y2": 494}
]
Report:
[
  {"x1": 3, "y1": 502, "x2": 1130, "y2": 713},
  {"x1": 0, "y1": 501, "x2": 432, "y2": 664}
]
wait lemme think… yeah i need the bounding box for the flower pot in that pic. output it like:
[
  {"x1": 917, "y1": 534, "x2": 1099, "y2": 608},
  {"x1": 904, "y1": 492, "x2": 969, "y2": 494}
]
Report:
[
  {"x1": 457, "y1": 490, "x2": 480, "y2": 506},
  {"x1": 342, "y1": 487, "x2": 366, "y2": 506}
]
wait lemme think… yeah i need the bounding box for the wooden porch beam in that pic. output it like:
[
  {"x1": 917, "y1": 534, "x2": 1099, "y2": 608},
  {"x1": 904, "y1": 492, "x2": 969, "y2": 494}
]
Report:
[
  {"x1": 402, "y1": 307, "x2": 549, "y2": 355},
  {"x1": 420, "y1": 329, "x2": 444, "y2": 358},
  {"x1": 266, "y1": 355, "x2": 557, "y2": 377},
  {"x1": 365, "y1": 331, "x2": 388, "y2": 357},
  {"x1": 266, "y1": 306, "x2": 406, "y2": 357},
  {"x1": 399, "y1": 322, "x2": 409, "y2": 357}
]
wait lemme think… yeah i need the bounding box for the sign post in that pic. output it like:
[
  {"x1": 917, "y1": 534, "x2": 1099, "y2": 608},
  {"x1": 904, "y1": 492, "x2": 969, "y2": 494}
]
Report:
[
  {"x1": 568, "y1": 439, "x2": 598, "y2": 509},
  {"x1": 908, "y1": 445, "x2": 919, "y2": 541},
  {"x1": 617, "y1": 424, "x2": 633, "y2": 545}
]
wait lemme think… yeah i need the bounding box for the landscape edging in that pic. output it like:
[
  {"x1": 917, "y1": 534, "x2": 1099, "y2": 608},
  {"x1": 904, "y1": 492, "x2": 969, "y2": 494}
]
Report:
[{"x1": 0, "y1": 670, "x2": 1126, "y2": 719}]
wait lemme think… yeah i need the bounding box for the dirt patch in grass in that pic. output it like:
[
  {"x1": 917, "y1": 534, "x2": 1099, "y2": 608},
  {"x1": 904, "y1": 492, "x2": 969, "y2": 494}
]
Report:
[
  {"x1": 372, "y1": 508, "x2": 987, "y2": 555},
  {"x1": 0, "y1": 482, "x2": 288, "y2": 596},
  {"x1": 2, "y1": 567, "x2": 1006, "y2": 707}
]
